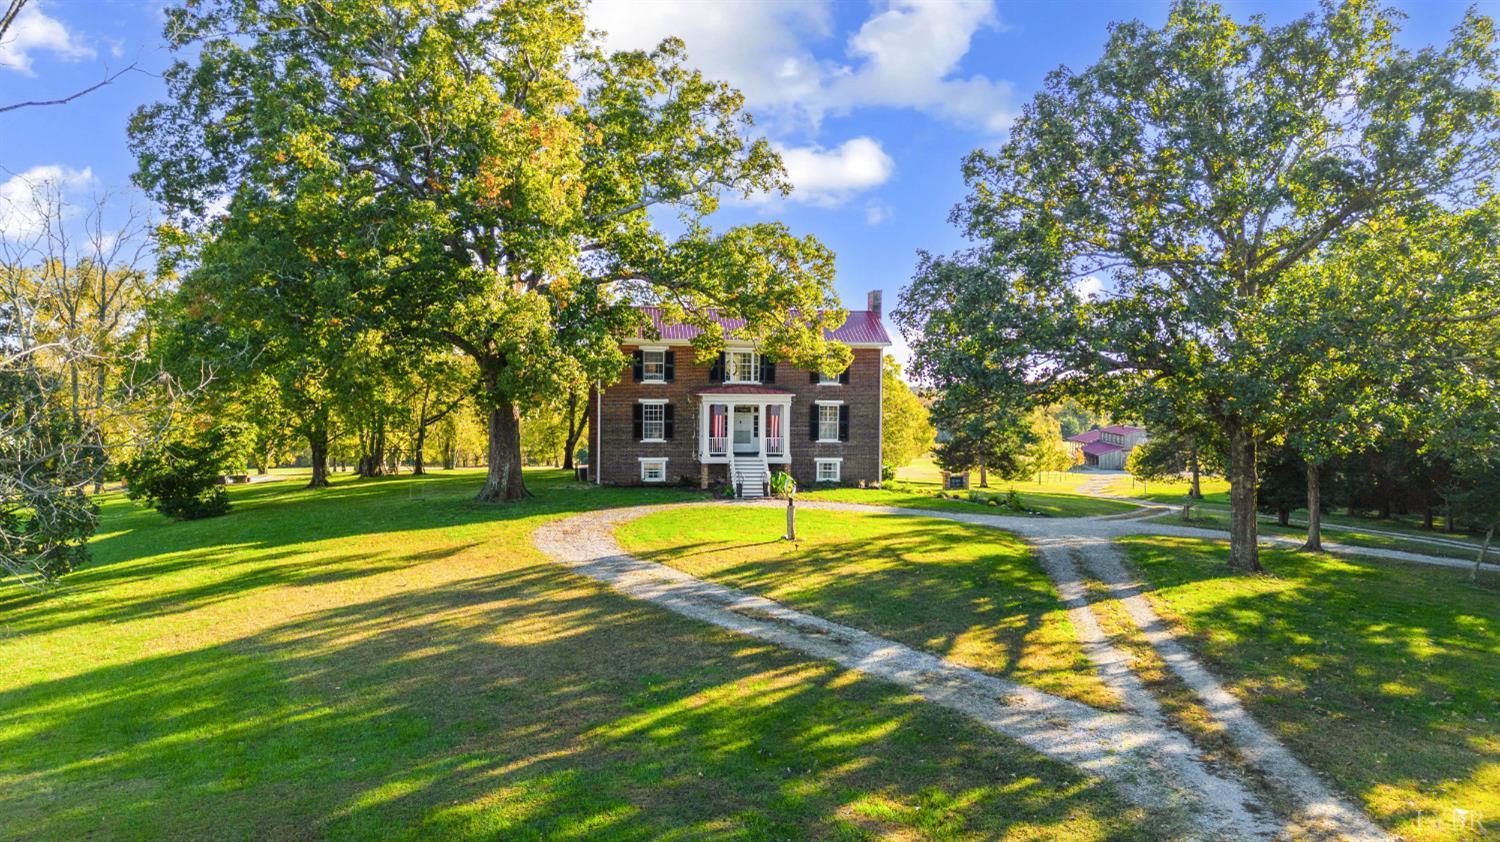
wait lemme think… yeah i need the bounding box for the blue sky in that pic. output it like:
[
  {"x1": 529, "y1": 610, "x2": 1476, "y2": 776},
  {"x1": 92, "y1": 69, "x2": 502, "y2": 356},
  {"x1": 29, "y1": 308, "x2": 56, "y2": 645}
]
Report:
[{"x1": 1, "y1": 0, "x2": 1488, "y2": 358}]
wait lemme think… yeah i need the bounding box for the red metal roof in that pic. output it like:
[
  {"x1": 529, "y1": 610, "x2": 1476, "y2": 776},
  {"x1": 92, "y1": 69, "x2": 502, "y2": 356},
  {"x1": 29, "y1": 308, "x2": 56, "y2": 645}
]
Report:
[
  {"x1": 1081, "y1": 441, "x2": 1124, "y2": 456},
  {"x1": 697, "y1": 384, "x2": 796, "y2": 396},
  {"x1": 1068, "y1": 426, "x2": 1145, "y2": 445},
  {"x1": 636, "y1": 306, "x2": 891, "y2": 346}
]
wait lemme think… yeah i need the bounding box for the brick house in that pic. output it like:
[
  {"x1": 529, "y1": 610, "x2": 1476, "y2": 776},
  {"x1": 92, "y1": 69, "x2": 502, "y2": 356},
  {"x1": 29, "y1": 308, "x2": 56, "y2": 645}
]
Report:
[{"x1": 588, "y1": 292, "x2": 892, "y2": 495}]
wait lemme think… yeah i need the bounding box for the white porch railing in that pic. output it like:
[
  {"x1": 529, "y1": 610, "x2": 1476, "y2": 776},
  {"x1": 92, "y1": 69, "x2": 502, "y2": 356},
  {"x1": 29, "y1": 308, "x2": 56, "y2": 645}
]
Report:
[
  {"x1": 708, "y1": 436, "x2": 728, "y2": 456},
  {"x1": 766, "y1": 435, "x2": 784, "y2": 457}
]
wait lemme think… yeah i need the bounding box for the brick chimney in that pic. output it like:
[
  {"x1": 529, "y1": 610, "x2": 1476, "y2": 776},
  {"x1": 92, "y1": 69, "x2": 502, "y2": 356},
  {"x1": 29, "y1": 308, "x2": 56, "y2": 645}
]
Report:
[{"x1": 867, "y1": 289, "x2": 883, "y2": 317}]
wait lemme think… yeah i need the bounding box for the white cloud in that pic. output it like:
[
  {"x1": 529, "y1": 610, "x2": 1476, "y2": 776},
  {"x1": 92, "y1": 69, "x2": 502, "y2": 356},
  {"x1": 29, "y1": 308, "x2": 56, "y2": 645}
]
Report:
[
  {"x1": 828, "y1": 0, "x2": 1014, "y2": 133},
  {"x1": 1072, "y1": 275, "x2": 1105, "y2": 300},
  {"x1": 0, "y1": 165, "x2": 96, "y2": 240},
  {"x1": 589, "y1": 0, "x2": 831, "y2": 116},
  {"x1": 773, "y1": 137, "x2": 895, "y2": 207},
  {"x1": 587, "y1": 0, "x2": 1014, "y2": 133},
  {"x1": 0, "y1": 2, "x2": 94, "y2": 76},
  {"x1": 864, "y1": 199, "x2": 893, "y2": 225}
]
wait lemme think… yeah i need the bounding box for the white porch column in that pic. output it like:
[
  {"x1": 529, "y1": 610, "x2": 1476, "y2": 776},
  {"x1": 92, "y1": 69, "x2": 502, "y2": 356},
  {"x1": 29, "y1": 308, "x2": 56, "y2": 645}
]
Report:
[
  {"x1": 757, "y1": 402, "x2": 766, "y2": 460},
  {"x1": 699, "y1": 401, "x2": 709, "y2": 460}
]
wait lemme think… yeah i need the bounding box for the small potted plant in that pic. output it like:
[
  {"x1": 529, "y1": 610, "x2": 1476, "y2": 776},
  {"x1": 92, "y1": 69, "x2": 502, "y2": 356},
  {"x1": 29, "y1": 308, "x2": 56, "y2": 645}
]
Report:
[{"x1": 769, "y1": 470, "x2": 797, "y2": 541}]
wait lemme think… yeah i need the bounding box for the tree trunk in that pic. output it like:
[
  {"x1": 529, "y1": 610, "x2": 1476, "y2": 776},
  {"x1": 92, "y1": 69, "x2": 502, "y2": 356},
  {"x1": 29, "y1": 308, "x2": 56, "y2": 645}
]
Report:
[
  {"x1": 1277, "y1": 506, "x2": 1290, "y2": 527},
  {"x1": 1424, "y1": 506, "x2": 1434, "y2": 530},
  {"x1": 1473, "y1": 525, "x2": 1495, "y2": 582},
  {"x1": 979, "y1": 464, "x2": 989, "y2": 488},
  {"x1": 477, "y1": 399, "x2": 528, "y2": 502},
  {"x1": 562, "y1": 391, "x2": 586, "y2": 471},
  {"x1": 412, "y1": 423, "x2": 427, "y2": 476},
  {"x1": 1226, "y1": 427, "x2": 1263, "y2": 572},
  {"x1": 308, "y1": 428, "x2": 330, "y2": 489},
  {"x1": 1189, "y1": 447, "x2": 1202, "y2": 499},
  {"x1": 1302, "y1": 460, "x2": 1323, "y2": 552},
  {"x1": 1378, "y1": 497, "x2": 1391, "y2": 521}
]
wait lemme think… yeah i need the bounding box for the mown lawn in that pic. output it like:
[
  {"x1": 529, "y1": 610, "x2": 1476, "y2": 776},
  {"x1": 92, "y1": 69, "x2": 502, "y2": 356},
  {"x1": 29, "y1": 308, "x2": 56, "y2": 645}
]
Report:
[
  {"x1": 1146, "y1": 510, "x2": 1486, "y2": 562},
  {"x1": 0, "y1": 469, "x2": 1151, "y2": 840},
  {"x1": 617, "y1": 506, "x2": 1120, "y2": 711},
  {"x1": 1118, "y1": 535, "x2": 1500, "y2": 841},
  {"x1": 1105, "y1": 475, "x2": 1232, "y2": 504},
  {"x1": 799, "y1": 485, "x2": 1136, "y2": 519}
]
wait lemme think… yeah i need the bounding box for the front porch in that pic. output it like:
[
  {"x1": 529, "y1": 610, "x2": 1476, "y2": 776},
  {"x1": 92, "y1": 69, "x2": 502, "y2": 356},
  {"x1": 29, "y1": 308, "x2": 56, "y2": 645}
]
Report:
[{"x1": 698, "y1": 386, "x2": 793, "y2": 496}]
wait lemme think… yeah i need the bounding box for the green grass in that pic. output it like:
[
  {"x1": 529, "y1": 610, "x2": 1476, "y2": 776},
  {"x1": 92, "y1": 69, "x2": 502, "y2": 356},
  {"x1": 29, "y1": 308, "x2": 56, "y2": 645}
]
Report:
[
  {"x1": 1106, "y1": 475, "x2": 1232, "y2": 504},
  {"x1": 0, "y1": 469, "x2": 1151, "y2": 840},
  {"x1": 1118, "y1": 535, "x2": 1500, "y2": 841},
  {"x1": 799, "y1": 484, "x2": 1138, "y2": 519},
  {"x1": 616, "y1": 506, "x2": 1120, "y2": 711},
  {"x1": 1147, "y1": 510, "x2": 1486, "y2": 562}
]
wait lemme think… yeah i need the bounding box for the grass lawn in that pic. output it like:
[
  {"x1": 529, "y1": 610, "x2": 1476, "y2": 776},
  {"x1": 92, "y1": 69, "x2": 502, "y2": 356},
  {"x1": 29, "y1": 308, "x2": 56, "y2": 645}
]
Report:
[
  {"x1": 616, "y1": 506, "x2": 1120, "y2": 711},
  {"x1": 1118, "y1": 535, "x2": 1500, "y2": 841},
  {"x1": 0, "y1": 469, "x2": 1152, "y2": 840},
  {"x1": 799, "y1": 484, "x2": 1137, "y2": 519},
  {"x1": 1105, "y1": 475, "x2": 1232, "y2": 504},
  {"x1": 1146, "y1": 510, "x2": 1487, "y2": 562}
]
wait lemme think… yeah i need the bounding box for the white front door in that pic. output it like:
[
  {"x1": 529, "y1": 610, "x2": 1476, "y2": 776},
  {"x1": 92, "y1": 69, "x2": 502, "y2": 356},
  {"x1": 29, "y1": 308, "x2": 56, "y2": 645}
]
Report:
[{"x1": 732, "y1": 406, "x2": 758, "y2": 454}]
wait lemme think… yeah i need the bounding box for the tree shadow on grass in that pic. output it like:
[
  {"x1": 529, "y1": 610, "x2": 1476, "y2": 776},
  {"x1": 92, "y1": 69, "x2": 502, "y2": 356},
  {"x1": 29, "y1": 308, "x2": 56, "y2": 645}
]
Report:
[
  {"x1": 626, "y1": 508, "x2": 1115, "y2": 710},
  {"x1": 0, "y1": 557, "x2": 1152, "y2": 840},
  {"x1": 1119, "y1": 535, "x2": 1500, "y2": 832},
  {"x1": 0, "y1": 471, "x2": 703, "y2": 636}
]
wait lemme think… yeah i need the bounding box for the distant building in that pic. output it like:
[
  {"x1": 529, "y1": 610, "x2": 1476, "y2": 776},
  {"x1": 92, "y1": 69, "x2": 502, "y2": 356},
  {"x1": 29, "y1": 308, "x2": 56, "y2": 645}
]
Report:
[{"x1": 1066, "y1": 425, "x2": 1148, "y2": 469}]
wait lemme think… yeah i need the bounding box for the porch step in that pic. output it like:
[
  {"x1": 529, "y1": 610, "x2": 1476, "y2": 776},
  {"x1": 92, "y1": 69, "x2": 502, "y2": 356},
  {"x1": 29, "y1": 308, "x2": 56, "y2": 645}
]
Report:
[{"x1": 731, "y1": 459, "x2": 769, "y2": 498}]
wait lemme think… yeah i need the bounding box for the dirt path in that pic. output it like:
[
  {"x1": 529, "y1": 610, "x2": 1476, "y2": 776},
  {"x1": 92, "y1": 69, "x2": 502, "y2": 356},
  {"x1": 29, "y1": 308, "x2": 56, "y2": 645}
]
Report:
[{"x1": 533, "y1": 504, "x2": 1282, "y2": 840}]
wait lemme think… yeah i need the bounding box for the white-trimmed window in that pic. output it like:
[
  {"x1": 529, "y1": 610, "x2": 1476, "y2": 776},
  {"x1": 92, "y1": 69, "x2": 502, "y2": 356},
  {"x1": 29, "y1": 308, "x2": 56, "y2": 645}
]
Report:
[
  {"x1": 817, "y1": 404, "x2": 841, "y2": 442},
  {"x1": 819, "y1": 370, "x2": 840, "y2": 385},
  {"x1": 642, "y1": 348, "x2": 666, "y2": 382},
  {"x1": 725, "y1": 349, "x2": 758, "y2": 383},
  {"x1": 815, "y1": 458, "x2": 842, "y2": 483},
  {"x1": 640, "y1": 458, "x2": 667, "y2": 483},
  {"x1": 641, "y1": 401, "x2": 665, "y2": 441}
]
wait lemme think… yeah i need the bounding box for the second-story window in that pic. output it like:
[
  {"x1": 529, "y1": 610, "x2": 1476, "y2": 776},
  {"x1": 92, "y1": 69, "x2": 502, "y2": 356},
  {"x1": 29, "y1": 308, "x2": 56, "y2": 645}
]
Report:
[
  {"x1": 642, "y1": 349, "x2": 666, "y2": 382},
  {"x1": 725, "y1": 350, "x2": 758, "y2": 383}
]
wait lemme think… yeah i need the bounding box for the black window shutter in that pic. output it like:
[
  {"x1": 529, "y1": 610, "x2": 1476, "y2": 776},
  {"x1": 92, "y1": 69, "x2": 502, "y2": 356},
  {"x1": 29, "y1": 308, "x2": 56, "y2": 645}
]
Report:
[
  {"x1": 762, "y1": 358, "x2": 776, "y2": 383},
  {"x1": 838, "y1": 367, "x2": 850, "y2": 385},
  {"x1": 838, "y1": 405, "x2": 850, "y2": 441},
  {"x1": 663, "y1": 404, "x2": 675, "y2": 439},
  {"x1": 710, "y1": 353, "x2": 725, "y2": 382},
  {"x1": 809, "y1": 405, "x2": 819, "y2": 441},
  {"x1": 632, "y1": 404, "x2": 643, "y2": 440},
  {"x1": 631, "y1": 350, "x2": 643, "y2": 382},
  {"x1": 664, "y1": 351, "x2": 675, "y2": 382},
  {"x1": 809, "y1": 369, "x2": 819, "y2": 384}
]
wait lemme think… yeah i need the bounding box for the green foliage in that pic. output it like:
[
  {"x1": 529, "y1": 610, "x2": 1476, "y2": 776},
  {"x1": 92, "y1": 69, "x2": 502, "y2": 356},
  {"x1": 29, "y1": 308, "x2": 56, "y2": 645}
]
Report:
[
  {"x1": 121, "y1": 426, "x2": 242, "y2": 520},
  {"x1": 880, "y1": 357, "x2": 934, "y2": 473},
  {"x1": 899, "y1": 0, "x2": 1500, "y2": 569},
  {"x1": 935, "y1": 414, "x2": 1032, "y2": 480},
  {"x1": 133, "y1": 0, "x2": 849, "y2": 502},
  {"x1": 769, "y1": 471, "x2": 797, "y2": 499}
]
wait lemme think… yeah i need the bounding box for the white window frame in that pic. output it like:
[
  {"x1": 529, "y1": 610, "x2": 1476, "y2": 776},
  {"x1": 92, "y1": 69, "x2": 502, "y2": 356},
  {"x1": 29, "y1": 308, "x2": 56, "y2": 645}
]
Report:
[
  {"x1": 815, "y1": 458, "x2": 842, "y2": 483},
  {"x1": 639, "y1": 458, "x2": 668, "y2": 483},
  {"x1": 724, "y1": 349, "x2": 759, "y2": 384},
  {"x1": 639, "y1": 398, "x2": 667, "y2": 442},
  {"x1": 816, "y1": 400, "x2": 842, "y2": 443},
  {"x1": 641, "y1": 346, "x2": 667, "y2": 383},
  {"x1": 818, "y1": 369, "x2": 842, "y2": 386}
]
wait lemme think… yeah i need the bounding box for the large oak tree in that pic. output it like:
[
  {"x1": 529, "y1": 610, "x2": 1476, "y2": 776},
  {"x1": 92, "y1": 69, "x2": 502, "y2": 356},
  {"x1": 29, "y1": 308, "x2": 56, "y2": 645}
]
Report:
[
  {"x1": 132, "y1": 0, "x2": 848, "y2": 502},
  {"x1": 899, "y1": 0, "x2": 1500, "y2": 571}
]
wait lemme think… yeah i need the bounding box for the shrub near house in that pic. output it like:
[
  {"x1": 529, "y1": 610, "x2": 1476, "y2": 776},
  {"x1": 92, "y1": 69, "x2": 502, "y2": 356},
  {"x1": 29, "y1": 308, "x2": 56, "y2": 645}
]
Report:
[{"x1": 589, "y1": 294, "x2": 892, "y2": 494}]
